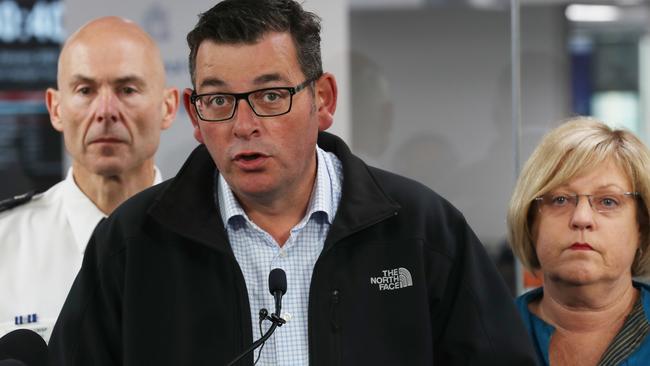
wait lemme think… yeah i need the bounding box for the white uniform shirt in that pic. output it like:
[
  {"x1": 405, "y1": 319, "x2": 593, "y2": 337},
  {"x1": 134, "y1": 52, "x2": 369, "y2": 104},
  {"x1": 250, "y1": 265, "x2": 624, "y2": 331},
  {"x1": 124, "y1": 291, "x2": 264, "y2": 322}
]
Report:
[{"x1": 0, "y1": 167, "x2": 162, "y2": 341}]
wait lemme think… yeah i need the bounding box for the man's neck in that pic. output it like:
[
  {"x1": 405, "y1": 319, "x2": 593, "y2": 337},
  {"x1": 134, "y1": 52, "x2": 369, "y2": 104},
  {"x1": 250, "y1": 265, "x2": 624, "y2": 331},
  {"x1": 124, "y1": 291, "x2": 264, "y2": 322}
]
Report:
[
  {"x1": 72, "y1": 161, "x2": 156, "y2": 215},
  {"x1": 236, "y1": 158, "x2": 318, "y2": 247},
  {"x1": 536, "y1": 276, "x2": 638, "y2": 334}
]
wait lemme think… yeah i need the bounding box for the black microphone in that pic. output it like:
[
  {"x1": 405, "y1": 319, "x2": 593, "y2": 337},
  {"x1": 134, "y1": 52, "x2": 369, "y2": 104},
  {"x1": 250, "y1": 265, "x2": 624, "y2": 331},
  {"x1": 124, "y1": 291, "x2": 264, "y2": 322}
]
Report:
[
  {"x1": 0, "y1": 329, "x2": 47, "y2": 366},
  {"x1": 268, "y1": 268, "x2": 287, "y2": 319},
  {"x1": 226, "y1": 268, "x2": 287, "y2": 366}
]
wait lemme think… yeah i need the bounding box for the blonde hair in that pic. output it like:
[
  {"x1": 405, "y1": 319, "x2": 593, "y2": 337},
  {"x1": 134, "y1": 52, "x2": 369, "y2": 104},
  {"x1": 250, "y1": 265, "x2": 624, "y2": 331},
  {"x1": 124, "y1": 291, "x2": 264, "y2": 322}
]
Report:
[{"x1": 507, "y1": 117, "x2": 650, "y2": 276}]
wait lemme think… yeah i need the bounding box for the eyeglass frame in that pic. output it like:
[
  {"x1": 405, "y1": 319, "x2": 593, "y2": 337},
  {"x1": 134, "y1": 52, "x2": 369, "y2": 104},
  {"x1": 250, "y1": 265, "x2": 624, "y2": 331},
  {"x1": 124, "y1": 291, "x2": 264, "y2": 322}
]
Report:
[
  {"x1": 533, "y1": 191, "x2": 640, "y2": 216},
  {"x1": 189, "y1": 77, "x2": 318, "y2": 122}
]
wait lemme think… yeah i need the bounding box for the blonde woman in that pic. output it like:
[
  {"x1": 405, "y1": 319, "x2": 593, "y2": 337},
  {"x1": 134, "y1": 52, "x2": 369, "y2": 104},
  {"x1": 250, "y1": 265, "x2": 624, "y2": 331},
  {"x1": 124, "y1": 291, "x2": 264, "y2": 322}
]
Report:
[{"x1": 508, "y1": 117, "x2": 650, "y2": 365}]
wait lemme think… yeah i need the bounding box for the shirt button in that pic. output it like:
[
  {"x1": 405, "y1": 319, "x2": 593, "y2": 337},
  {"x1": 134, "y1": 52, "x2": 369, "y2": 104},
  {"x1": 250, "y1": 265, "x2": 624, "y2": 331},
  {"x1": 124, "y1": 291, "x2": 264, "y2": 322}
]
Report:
[{"x1": 279, "y1": 249, "x2": 287, "y2": 258}]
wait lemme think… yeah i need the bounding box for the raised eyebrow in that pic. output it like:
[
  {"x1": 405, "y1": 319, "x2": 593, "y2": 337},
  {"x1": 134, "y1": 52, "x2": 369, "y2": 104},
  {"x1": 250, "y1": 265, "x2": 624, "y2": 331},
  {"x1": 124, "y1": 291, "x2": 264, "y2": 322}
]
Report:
[
  {"x1": 199, "y1": 78, "x2": 227, "y2": 90},
  {"x1": 197, "y1": 74, "x2": 290, "y2": 92},
  {"x1": 253, "y1": 73, "x2": 289, "y2": 85}
]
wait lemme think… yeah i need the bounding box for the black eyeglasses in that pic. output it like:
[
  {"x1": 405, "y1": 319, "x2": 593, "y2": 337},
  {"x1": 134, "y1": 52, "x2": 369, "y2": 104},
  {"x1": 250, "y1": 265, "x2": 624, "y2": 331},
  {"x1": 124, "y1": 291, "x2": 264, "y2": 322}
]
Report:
[{"x1": 190, "y1": 78, "x2": 316, "y2": 122}]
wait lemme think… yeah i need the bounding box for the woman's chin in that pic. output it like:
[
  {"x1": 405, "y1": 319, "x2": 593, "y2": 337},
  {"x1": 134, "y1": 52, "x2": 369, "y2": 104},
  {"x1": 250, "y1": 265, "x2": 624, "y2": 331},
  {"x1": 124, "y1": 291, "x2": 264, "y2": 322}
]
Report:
[{"x1": 545, "y1": 267, "x2": 601, "y2": 286}]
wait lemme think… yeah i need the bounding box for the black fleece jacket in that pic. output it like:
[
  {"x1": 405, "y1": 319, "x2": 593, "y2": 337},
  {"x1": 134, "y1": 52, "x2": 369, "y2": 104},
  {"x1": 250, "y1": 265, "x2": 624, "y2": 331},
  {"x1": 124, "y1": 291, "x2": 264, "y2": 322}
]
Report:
[{"x1": 49, "y1": 132, "x2": 538, "y2": 366}]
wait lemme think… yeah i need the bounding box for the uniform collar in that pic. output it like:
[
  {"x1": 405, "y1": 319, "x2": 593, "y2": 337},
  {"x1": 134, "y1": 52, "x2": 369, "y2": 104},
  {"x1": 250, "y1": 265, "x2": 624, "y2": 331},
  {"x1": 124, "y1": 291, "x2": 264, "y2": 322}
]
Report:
[{"x1": 62, "y1": 167, "x2": 162, "y2": 254}]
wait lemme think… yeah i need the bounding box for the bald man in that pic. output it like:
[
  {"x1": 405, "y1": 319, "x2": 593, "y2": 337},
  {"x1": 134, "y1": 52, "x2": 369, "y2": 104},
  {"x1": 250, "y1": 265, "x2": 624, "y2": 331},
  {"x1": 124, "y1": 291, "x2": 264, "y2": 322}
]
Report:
[{"x1": 0, "y1": 16, "x2": 179, "y2": 342}]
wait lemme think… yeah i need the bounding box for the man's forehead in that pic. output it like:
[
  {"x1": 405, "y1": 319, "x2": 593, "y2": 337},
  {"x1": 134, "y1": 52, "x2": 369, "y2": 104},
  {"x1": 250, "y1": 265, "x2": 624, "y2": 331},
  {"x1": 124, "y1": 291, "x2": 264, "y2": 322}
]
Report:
[
  {"x1": 63, "y1": 16, "x2": 153, "y2": 52},
  {"x1": 62, "y1": 35, "x2": 149, "y2": 62},
  {"x1": 58, "y1": 54, "x2": 148, "y2": 83},
  {"x1": 57, "y1": 38, "x2": 161, "y2": 87},
  {"x1": 194, "y1": 34, "x2": 302, "y2": 88}
]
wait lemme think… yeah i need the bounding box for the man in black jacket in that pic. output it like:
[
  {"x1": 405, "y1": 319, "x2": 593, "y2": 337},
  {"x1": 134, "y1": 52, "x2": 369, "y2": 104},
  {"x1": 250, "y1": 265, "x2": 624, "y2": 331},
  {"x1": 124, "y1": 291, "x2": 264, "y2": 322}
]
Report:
[{"x1": 49, "y1": 0, "x2": 538, "y2": 365}]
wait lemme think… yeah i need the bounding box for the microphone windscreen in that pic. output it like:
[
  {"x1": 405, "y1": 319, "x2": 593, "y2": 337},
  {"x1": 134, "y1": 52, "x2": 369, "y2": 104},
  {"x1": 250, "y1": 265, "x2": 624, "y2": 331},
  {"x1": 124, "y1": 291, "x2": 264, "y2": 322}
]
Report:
[
  {"x1": 0, "y1": 360, "x2": 27, "y2": 366},
  {"x1": 268, "y1": 268, "x2": 287, "y2": 295},
  {"x1": 0, "y1": 329, "x2": 47, "y2": 366}
]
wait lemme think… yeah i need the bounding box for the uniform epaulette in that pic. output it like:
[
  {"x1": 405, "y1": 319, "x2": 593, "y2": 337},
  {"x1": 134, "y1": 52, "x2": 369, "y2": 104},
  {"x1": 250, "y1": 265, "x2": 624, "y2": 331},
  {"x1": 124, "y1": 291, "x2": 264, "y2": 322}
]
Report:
[{"x1": 0, "y1": 191, "x2": 36, "y2": 213}]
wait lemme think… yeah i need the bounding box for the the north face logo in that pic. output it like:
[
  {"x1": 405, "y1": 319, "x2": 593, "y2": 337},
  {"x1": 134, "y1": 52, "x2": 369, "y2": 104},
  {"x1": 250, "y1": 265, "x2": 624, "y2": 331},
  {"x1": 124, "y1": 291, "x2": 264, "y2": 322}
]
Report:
[{"x1": 370, "y1": 267, "x2": 413, "y2": 291}]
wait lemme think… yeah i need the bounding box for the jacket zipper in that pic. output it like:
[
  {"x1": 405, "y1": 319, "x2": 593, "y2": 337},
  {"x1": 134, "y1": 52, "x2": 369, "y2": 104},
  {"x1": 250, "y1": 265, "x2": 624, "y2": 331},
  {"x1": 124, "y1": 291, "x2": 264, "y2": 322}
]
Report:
[
  {"x1": 331, "y1": 289, "x2": 341, "y2": 365},
  {"x1": 310, "y1": 211, "x2": 399, "y2": 364}
]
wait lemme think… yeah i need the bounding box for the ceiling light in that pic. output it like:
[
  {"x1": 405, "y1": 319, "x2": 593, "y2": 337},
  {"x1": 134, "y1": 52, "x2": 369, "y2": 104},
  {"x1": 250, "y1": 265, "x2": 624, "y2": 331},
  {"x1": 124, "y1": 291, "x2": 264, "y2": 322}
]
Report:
[{"x1": 565, "y1": 4, "x2": 621, "y2": 22}]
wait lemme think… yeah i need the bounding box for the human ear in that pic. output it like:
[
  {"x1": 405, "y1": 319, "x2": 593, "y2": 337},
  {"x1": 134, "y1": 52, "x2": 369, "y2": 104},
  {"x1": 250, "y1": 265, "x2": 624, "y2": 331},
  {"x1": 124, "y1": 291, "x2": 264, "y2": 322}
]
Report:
[
  {"x1": 315, "y1": 73, "x2": 337, "y2": 131},
  {"x1": 183, "y1": 88, "x2": 205, "y2": 144},
  {"x1": 46, "y1": 88, "x2": 64, "y2": 132},
  {"x1": 160, "y1": 87, "x2": 180, "y2": 130}
]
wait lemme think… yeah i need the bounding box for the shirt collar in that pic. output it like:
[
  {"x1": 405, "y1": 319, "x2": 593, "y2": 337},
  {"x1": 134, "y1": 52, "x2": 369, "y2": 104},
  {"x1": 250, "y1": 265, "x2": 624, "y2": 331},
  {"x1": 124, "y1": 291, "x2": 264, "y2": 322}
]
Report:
[
  {"x1": 62, "y1": 166, "x2": 163, "y2": 254},
  {"x1": 304, "y1": 146, "x2": 335, "y2": 224},
  {"x1": 218, "y1": 146, "x2": 335, "y2": 228},
  {"x1": 153, "y1": 166, "x2": 163, "y2": 185}
]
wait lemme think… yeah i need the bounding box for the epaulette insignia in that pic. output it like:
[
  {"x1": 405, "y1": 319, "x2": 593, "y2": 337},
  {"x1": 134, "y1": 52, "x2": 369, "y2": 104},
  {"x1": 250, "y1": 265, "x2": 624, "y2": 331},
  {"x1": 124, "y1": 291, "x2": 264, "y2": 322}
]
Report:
[{"x1": 0, "y1": 191, "x2": 36, "y2": 213}]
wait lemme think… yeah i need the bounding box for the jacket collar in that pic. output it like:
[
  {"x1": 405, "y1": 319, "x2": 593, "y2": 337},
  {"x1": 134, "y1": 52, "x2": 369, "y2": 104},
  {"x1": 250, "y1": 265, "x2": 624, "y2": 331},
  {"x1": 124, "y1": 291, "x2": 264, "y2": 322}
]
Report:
[
  {"x1": 317, "y1": 132, "x2": 400, "y2": 250},
  {"x1": 148, "y1": 132, "x2": 400, "y2": 253}
]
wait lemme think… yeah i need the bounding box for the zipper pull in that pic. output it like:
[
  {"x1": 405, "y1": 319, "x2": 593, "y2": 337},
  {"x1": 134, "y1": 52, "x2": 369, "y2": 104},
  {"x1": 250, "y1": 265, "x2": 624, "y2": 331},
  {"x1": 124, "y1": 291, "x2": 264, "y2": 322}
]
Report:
[{"x1": 331, "y1": 289, "x2": 341, "y2": 332}]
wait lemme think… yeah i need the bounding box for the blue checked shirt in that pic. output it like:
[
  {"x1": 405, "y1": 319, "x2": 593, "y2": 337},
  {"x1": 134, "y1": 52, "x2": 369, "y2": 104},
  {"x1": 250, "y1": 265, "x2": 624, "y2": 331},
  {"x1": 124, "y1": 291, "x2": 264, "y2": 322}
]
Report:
[{"x1": 217, "y1": 146, "x2": 343, "y2": 365}]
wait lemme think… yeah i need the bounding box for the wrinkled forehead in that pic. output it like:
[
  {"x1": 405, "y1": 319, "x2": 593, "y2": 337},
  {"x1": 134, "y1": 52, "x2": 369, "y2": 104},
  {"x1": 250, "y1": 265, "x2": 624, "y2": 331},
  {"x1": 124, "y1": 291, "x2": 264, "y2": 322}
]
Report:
[
  {"x1": 194, "y1": 33, "x2": 302, "y2": 88},
  {"x1": 57, "y1": 21, "x2": 165, "y2": 87}
]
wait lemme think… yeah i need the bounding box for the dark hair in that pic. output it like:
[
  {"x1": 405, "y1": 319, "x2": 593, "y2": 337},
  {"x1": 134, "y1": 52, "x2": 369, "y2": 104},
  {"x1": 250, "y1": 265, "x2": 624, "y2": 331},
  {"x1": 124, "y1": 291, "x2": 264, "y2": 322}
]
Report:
[{"x1": 187, "y1": 0, "x2": 322, "y2": 87}]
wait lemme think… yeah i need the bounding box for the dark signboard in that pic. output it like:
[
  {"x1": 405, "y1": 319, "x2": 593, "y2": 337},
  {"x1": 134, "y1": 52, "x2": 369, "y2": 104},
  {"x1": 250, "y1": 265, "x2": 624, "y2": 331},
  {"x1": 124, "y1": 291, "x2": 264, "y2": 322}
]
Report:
[{"x1": 0, "y1": 0, "x2": 63, "y2": 198}]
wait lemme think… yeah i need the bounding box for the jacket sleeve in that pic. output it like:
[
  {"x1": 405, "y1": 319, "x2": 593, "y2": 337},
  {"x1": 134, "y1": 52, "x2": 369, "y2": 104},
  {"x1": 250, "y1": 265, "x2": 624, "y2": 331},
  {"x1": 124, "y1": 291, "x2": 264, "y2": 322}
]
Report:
[
  {"x1": 48, "y1": 220, "x2": 124, "y2": 366},
  {"x1": 432, "y1": 217, "x2": 539, "y2": 366}
]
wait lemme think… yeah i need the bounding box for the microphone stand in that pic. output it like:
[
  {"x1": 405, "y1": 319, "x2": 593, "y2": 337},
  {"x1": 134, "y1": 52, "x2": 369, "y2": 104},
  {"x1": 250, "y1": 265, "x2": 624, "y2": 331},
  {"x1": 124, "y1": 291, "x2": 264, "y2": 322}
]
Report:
[
  {"x1": 227, "y1": 268, "x2": 287, "y2": 366},
  {"x1": 225, "y1": 310, "x2": 286, "y2": 366}
]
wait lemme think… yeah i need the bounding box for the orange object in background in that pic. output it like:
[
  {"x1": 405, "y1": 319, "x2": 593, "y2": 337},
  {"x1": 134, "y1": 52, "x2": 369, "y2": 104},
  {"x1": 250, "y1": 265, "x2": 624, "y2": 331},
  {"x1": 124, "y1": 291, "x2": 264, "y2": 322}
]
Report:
[{"x1": 523, "y1": 270, "x2": 543, "y2": 290}]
